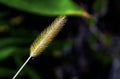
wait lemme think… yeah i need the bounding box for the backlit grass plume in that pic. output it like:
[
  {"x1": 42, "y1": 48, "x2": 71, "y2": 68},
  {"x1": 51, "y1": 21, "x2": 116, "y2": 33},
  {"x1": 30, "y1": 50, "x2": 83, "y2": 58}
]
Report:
[
  {"x1": 12, "y1": 15, "x2": 67, "y2": 79},
  {"x1": 30, "y1": 15, "x2": 67, "y2": 57}
]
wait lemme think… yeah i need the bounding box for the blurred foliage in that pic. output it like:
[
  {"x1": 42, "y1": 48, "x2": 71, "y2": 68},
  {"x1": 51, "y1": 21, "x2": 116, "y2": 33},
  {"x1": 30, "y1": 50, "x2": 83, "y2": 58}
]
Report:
[
  {"x1": 0, "y1": 67, "x2": 16, "y2": 77},
  {"x1": 93, "y1": 0, "x2": 106, "y2": 11},
  {"x1": 0, "y1": 46, "x2": 17, "y2": 61}
]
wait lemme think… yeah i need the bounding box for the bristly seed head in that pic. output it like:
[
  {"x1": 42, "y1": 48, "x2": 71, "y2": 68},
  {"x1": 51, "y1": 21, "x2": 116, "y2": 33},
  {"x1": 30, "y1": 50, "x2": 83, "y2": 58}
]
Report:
[{"x1": 30, "y1": 15, "x2": 67, "y2": 57}]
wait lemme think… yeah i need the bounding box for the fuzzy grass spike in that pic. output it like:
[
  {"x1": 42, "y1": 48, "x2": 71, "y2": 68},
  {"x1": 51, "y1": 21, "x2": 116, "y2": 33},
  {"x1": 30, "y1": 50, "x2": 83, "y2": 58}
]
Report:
[
  {"x1": 12, "y1": 15, "x2": 67, "y2": 79},
  {"x1": 30, "y1": 15, "x2": 66, "y2": 57}
]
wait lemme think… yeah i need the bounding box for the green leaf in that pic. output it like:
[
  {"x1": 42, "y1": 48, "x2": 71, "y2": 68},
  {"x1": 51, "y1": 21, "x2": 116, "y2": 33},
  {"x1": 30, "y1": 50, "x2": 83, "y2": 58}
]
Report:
[
  {"x1": 0, "y1": 12, "x2": 7, "y2": 18},
  {"x1": 26, "y1": 67, "x2": 43, "y2": 79},
  {"x1": 86, "y1": 16, "x2": 96, "y2": 26},
  {"x1": 93, "y1": 0, "x2": 106, "y2": 11},
  {"x1": 101, "y1": 33, "x2": 112, "y2": 46},
  {"x1": 0, "y1": 47, "x2": 17, "y2": 61},
  {"x1": 0, "y1": 24, "x2": 9, "y2": 33},
  {"x1": 0, "y1": 0, "x2": 89, "y2": 17},
  {"x1": 0, "y1": 67, "x2": 16, "y2": 77},
  {"x1": 0, "y1": 37, "x2": 32, "y2": 48},
  {"x1": 95, "y1": 52, "x2": 112, "y2": 65},
  {"x1": 88, "y1": 34, "x2": 98, "y2": 46},
  {"x1": 0, "y1": 38, "x2": 23, "y2": 49}
]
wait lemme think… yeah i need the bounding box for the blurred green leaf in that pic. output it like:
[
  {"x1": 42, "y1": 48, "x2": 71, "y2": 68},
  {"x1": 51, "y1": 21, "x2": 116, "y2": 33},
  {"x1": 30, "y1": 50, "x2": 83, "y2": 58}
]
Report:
[
  {"x1": 0, "y1": 12, "x2": 7, "y2": 18},
  {"x1": 0, "y1": 38, "x2": 18, "y2": 48},
  {"x1": 93, "y1": 0, "x2": 106, "y2": 11},
  {"x1": 95, "y1": 52, "x2": 112, "y2": 65},
  {"x1": 0, "y1": 37, "x2": 32, "y2": 48},
  {"x1": 26, "y1": 67, "x2": 43, "y2": 79},
  {"x1": 0, "y1": 0, "x2": 89, "y2": 17},
  {"x1": 88, "y1": 34, "x2": 98, "y2": 45},
  {"x1": 101, "y1": 33, "x2": 112, "y2": 46},
  {"x1": 0, "y1": 24, "x2": 9, "y2": 33},
  {"x1": 0, "y1": 47, "x2": 17, "y2": 61},
  {"x1": 88, "y1": 35, "x2": 112, "y2": 64},
  {"x1": 0, "y1": 67, "x2": 16, "y2": 77},
  {"x1": 62, "y1": 39, "x2": 73, "y2": 49},
  {"x1": 86, "y1": 16, "x2": 96, "y2": 26}
]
